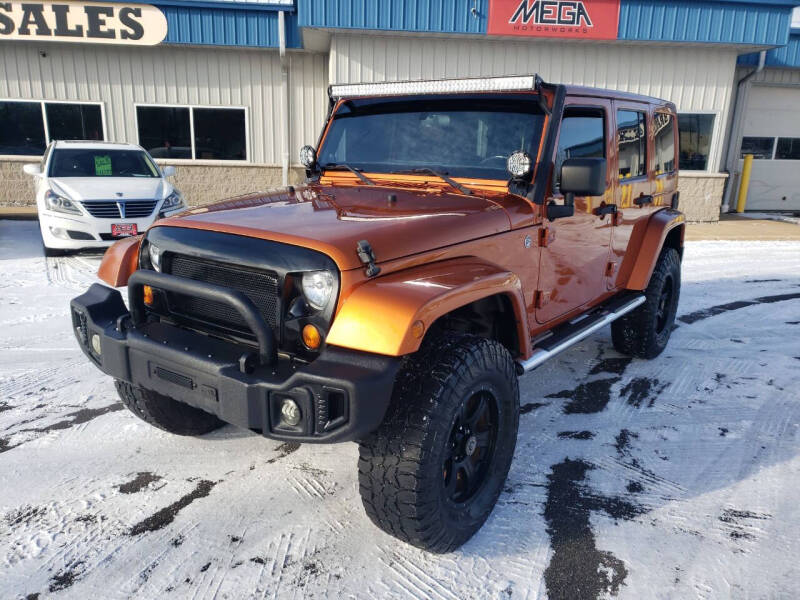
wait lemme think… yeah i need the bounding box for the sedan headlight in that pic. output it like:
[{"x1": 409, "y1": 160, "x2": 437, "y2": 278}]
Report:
[
  {"x1": 302, "y1": 270, "x2": 335, "y2": 310},
  {"x1": 161, "y1": 190, "x2": 184, "y2": 212},
  {"x1": 44, "y1": 190, "x2": 81, "y2": 215}
]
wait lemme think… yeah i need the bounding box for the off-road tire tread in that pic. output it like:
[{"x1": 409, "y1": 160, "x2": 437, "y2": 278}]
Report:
[
  {"x1": 612, "y1": 247, "x2": 681, "y2": 359},
  {"x1": 357, "y1": 333, "x2": 519, "y2": 553},
  {"x1": 114, "y1": 379, "x2": 224, "y2": 436}
]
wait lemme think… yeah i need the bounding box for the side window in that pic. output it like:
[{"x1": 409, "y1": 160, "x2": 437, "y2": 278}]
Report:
[
  {"x1": 555, "y1": 107, "x2": 605, "y2": 190},
  {"x1": 617, "y1": 109, "x2": 647, "y2": 179},
  {"x1": 654, "y1": 113, "x2": 675, "y2": 174},
  {"x1": 776, "y1": 138, "x2": 800, "y2": 160}
]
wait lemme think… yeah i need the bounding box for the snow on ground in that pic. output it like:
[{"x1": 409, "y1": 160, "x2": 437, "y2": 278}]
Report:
[{"x1": 1, "y1": 218, "x2": 799, "y2": 600}]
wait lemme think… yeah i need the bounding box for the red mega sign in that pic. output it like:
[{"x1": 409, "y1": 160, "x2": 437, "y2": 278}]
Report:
[{"x1": 488, "y1": 0, "x2": 621, "y2": 40}]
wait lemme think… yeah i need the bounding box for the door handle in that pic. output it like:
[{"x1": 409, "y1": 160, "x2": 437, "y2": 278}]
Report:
[
  {"x1": 634, "y1": 194, "x2": 654, "y2": 207},
  {"x1": 593, "y1": 202, "x2": 617, "y2": 217}
]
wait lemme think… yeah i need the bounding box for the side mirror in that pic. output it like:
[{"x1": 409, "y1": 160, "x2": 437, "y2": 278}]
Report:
[
  {"x1": 23, "y1": 163, "x2": 42, "y2": 176},
  {"x1": 560, "y1": 157, "x2": 607, "y2": 197},
  {"x1": 299, "y1": 145, "x2": 317, "y2": 169},
  {"x1": 161, "y1": 165, "x2": 177, "y2": 177}
]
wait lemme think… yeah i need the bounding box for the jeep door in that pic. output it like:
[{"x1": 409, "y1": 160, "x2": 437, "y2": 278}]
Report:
[
  {"x1": 535, "y1": 100, "x2": 614, "y2": 324},
  {"x1": 608, "y1": 102, "x2": 664, "y2": 288}
]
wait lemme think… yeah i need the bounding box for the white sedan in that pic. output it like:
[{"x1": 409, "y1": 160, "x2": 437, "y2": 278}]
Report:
[{"x1": 24, "y1": 140, "x2": 186, "y2": 255}]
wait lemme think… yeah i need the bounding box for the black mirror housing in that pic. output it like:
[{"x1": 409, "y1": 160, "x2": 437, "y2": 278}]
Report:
[{"x1": 560, "y1": 157, "x2": 607, "y2": 197}]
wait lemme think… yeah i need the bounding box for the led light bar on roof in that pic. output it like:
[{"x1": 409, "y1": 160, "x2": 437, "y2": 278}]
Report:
[{"x1": 329, "y1": 75, "x2": 540, "y2": 98}]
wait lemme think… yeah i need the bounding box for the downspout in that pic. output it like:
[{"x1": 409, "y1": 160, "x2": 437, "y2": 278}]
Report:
[
  {"x1": 278, "y1": 11, "x2": 289, "y2": 187},
  {"x1": 721, "y1": 50, "x2": 766, "y2": 212}
]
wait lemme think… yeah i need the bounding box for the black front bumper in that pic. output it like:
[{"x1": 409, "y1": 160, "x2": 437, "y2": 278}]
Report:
[{"x1": 70, "y1": 283, "x2": 401, "y2": 443}]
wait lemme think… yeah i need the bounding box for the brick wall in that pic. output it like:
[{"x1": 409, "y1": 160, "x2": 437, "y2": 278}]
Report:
[{"x1": 677, "y1": 173, "x2": 727, "y2": 223}]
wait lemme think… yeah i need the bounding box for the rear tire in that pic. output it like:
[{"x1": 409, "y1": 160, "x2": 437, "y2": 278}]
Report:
[
  {"x1": 115, "y1": 380, "x2": 225, "y2": 436},
  {"x1": 612, "y1": 247, "x2": 681, "y2": 359},
  {"x1": 357, "y1": 334, "x2": 519, "y2": 553}
]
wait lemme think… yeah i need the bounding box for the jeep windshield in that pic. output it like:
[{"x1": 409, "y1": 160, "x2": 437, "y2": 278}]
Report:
[{"x1": 317, "y1": 94, "x2": 546, "y2": 181}]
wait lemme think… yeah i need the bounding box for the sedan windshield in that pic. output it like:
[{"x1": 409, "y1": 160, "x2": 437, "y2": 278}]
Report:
[
  {"x1": 49, "y1": 149, "x2": 160, "y2": 178},
  {"x1": 317, "y1": 95, "x2": 546, "y2": 180}
]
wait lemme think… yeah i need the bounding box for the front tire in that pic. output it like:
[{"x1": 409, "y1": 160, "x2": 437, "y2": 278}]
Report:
[
  {"x1": 612, "y1": 247, "x2": 681, "y2": 359},
  {"x1": 115, "y1": 380, "x2": 225, "y2": 436},
  {"x1": 357, "y1": 334, "x2": 520, "y2": 553}
]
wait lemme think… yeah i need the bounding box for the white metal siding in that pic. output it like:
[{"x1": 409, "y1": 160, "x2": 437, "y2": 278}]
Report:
[
  {"x1": 329, "y1": 34, "x2": 738, "y2": 171},
  {"x1": 0, "y1": 42, "x2": 328, "y2": 166}
]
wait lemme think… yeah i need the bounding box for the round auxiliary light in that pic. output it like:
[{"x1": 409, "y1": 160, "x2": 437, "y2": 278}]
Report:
[
  {"x1": 280, "y1": 399, "x2": 302, "y2": 427},
  {"x1": 302, "y1": 324, "x2": 322, "y2": 350},
  {"x1": 148, "y1": 242, "x2": 162, "y2": 272},
  {"x1": 299, "y1": 145, "x2": 317, "y2": 169},
  {"x1": 507, "y1": 151, "x2": 533, "y2": 179}
]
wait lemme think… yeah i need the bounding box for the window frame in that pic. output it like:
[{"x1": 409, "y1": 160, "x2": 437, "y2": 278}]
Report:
[
  {"x1": 0, "y1": 98, "x2": 107, "y2": 160},
  {"x1": 134, "y1": 102, "x2": 250, "y2": 163},
  {"x1": 676, "y1": 111, "x2": 718, "y2": 173}
]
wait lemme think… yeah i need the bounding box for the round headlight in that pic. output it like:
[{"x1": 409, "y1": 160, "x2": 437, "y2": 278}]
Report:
[
  {"x1": 301, "y1": 270, "x2": 334, "y2": 310},
  {"x1": 507, "y1": 151, "x2": 533, "y2": 179},
  {"x1": 148, "y1": 242, "x2": 162, "y2": 272}
]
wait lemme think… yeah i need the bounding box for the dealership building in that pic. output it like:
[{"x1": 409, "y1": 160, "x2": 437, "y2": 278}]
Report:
[{"x1": 2, "y1": 0, "x2": 800, "y2": 221}]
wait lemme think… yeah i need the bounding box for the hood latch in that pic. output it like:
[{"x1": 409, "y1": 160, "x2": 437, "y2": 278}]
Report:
[{"x1": 356, "y1": 240, "x2": 381, "y2": 278}]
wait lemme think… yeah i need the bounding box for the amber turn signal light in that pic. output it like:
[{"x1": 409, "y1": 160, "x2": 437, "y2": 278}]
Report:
[
  {"x1": 302, "y1": 324, "x2": 322, "y2": 350},
  {"x1": 143, "y1": 285, "x2": 154, "y2": 306}
]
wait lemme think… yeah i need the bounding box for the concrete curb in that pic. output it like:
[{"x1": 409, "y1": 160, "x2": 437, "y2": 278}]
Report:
[{"x1": 0, "y1": 207, "x2": 38, "y2": 220}]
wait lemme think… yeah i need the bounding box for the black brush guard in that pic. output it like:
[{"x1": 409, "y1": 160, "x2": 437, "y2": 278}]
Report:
[{"x1": 70, "y1": 272, "x2": 400, "y2": 443}]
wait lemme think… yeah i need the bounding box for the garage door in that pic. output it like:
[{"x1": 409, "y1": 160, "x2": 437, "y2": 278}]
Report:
[{"x1": 740, "y1": 85, "x2": 800, "y2": 211}]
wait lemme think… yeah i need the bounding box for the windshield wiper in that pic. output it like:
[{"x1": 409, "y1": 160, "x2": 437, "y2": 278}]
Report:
[
  {"x1": 322, "y1": 163, "x2": 375, "y2": 186},
  {"x1": 390, "y1": 168, "x2": 473, "y2": 196}
]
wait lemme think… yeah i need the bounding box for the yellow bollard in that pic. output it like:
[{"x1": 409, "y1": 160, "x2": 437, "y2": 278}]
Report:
[{"x1": 737, "y1": 154, "x2": 754, "y2": 213}]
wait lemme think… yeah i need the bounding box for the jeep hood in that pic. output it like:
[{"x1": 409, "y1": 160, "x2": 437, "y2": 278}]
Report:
[{"x1": 155, "y1": 184, "x2": 525, "y2": 271}]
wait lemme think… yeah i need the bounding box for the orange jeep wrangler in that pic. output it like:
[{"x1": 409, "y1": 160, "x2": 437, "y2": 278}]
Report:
[{"x1": 70, "y1": 75, "x2": 684, "y2": 552}]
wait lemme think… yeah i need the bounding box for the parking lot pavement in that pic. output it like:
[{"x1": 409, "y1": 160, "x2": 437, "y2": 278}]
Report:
[{"x1": 1, "y1": 218, "x2": 799, "y2": 599}]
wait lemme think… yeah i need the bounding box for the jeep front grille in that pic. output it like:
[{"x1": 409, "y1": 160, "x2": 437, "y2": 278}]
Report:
[{"x1": 165, "y1": 254, "x2": 280, "y2": 341}]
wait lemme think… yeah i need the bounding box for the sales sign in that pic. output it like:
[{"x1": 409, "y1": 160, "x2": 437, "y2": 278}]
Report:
[
  {"x1": 488, "y1": 0, "x2": 621, "y2": 41},
  {"x1": 0, "y1": 0, "x2": 167, "y2": 45}
]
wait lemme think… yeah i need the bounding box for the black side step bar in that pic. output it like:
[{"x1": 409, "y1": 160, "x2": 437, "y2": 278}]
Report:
[
  {"x1": 516, "y1": 294, "x2": 646, "y2": 374},
  {"x1": 127, "y1": 270, "x2": 278, "y2": 366}
]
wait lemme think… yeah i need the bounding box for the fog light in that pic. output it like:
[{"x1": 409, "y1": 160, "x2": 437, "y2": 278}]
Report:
[
  {"x1": 91, "y1": 334, "x2": 102, "y2": 356},
  {"x1": 49, "y1": 226, "x2": 69, "y2": 240},
  {"x1": 143, "y1": 285, "x2": 154, "y2": 306},
  {"x1": 280, "y1": 399, "x2": 302, "y2": 426},
  {"x1": 302, "y1": 324, "x2": 322, "y2": 350}
]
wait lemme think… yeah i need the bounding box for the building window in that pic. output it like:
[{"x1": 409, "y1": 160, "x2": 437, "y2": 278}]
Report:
[
  {"x1": 137, "y1": 107, "x2": 192, "y2": 159},
  {"x1": 136, "y1": 105, "x2": 247, "y2": 161},
  {"x1": 0, "y1": 100, "x2": 104, "y2": 156},
  {"x1": 678, "y1": 114, "x2": 715, "y2": 171},
  {"x1": 654, "y1": 113, "x2": 676, "y2": 174},
  {"x1": 776, "y1": 138, "x2": 800, "y2": 160},
  {"x1": 0, "y1": 101, "x2": 46, "y2": 155},
  {"x1": 617, "y1": 110, "x2": 647, "y2": 178},
  {"x1": 46, "y1": 103, "x2": 104, "y2": 142},
  {"x1": 741, "y1": 137, "x2": 775, "y2": 160}
]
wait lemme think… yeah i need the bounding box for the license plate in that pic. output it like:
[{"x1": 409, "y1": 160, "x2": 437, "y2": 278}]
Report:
[{"x1": 111, "y1": 223, "x2": 138, "y2": 237}]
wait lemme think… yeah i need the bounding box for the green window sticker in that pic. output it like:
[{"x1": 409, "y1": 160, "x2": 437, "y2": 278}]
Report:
[{"x1": 94, "y1": 155, "x2": 112, "y2": 176}]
